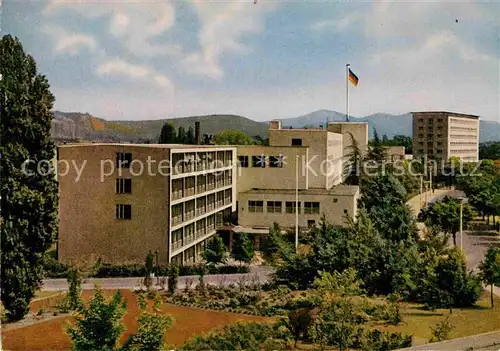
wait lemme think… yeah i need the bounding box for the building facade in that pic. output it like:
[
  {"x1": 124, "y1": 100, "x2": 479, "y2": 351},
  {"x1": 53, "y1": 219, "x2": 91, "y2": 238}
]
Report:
[
  {"x1": 412, "y1": 112, "x2": 480, "y2": 162},
  {"x1": 58, "y1": 144, "x2": 236, "y2": 265},
  {"x1": 327, "y1": 122, "x2": 369, "y2": 158},
  {"x1": 235, "y1": 121, "x2": 360, "y2": 230}
]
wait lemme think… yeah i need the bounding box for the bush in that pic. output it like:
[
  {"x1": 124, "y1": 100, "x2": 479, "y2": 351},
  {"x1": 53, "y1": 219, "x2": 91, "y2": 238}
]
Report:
[
  {"x1": 430, "y1": 316, "x2": 454, "y2": 342},
  {"x1": 357, "y1": 329, "x2": 412, "y2": 351},
  {"x1": 43, "y1": 256, "x2": 70, "y2": 278}
]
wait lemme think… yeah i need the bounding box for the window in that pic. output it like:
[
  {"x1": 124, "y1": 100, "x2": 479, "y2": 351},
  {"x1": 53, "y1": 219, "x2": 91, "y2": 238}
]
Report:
[
  {"x1": 285, "y1": 201, "x2": 301, "y2": 213},
  {"x1": 437, "y1": 142, "x2": 443, "y2": 146},
  {"x1": 291, "y1": 138, "x2": 302, "y2": 146},
  {"x1": 344, "y1": 209, "x2": 348, "y2": 214},
  {"x1": 252, "y1": 155, "x2": 266, "y2": 168},
  {"x1": 418, "y1": 134, "x2": 424, "y2": 138},
  {"x1": 116, "y1": 204, "x2": 131, "y2": 219},
  {"x1": 116, "y1": 152, "x2": 132, "y2": 168},
  {"x1": 248, "y1": 200, "x2": 264, "y2": 213},
  {"x1": 267, "y1": 201, "x2": 282, "y2": 213},
  {"x1": 437, "y1": 134, "x2": 443, "y2": 138},
  {"x1": 418, "y1": 126, "x2": 424, "y2": 131},
  {"x1": 333, "y1": 198, "x2": 338, "y2": 203},
  {"x1": 304, "y1": 202, "x2": 320, "y2": 214},
  {"x1": 116, "y1": 178, "x2": 132, "y2": 194},
  {"x1": 238, "y1": 155, "x2": 249, "y2": 168},
  {"x1": 269, "y1": 156, "x2": 284, "y2": 168}
]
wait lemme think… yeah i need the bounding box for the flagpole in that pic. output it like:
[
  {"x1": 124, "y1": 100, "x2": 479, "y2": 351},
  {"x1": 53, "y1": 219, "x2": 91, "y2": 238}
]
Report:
[{"x1": 346, "y1": 64, "x2": 350, "y2": 122}]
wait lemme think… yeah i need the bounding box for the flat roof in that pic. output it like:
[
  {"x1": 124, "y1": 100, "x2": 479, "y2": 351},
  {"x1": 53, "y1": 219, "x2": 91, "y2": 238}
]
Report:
[
  {"x1": 242, "y1": 185, "x2": 359, "y2": 196},
  {"x1": 327, "y1": 122, "x2": 368, "y2": 125},
  {"x1": 411, "y1": 111, "x2": 480, "y2": 119},
  {"x1": 58, "y1": 143, "x2": 235, "y2": 149},
  {"x1": 235, "y1": 145, "x2": 308, "y2": 149}
]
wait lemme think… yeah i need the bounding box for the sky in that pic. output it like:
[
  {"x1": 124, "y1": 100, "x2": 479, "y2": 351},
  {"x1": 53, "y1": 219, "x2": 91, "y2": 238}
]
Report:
[{"x1": 3, "y1": 0, "x2": 499, "y2": 122}]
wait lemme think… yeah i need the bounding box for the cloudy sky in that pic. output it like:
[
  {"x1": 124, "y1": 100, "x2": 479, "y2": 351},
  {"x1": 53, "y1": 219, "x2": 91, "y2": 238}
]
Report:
[{"x1": 4, "y1": 1, "x2": 499, "y2": 122}]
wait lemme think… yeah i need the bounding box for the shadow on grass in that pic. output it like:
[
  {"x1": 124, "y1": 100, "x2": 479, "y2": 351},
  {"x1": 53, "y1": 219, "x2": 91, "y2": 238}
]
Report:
[{"x1": 406, "y1": 311, "x2": 445, "y2": 317}]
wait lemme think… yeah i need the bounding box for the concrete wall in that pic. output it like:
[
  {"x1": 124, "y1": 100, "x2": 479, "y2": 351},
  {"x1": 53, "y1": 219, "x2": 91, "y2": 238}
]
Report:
[
  {"x1": 327, "y1": 122, "x2": 369, "y2": 157},
  {"x1": 268, "y1": 129, "x2": 329, "y2": 188},
  {"x1": 58, "y1": 145, "x2": 171, "y2": 265},
  {"x1": 326, "y1": 132, "x2": 343, "y2": 188},
  {"x1": 236, "y1": 146, "x2": 309, "y2": 193},
  {"x1": 238, "y1": 189, "x2": 359, "y2": 229}
]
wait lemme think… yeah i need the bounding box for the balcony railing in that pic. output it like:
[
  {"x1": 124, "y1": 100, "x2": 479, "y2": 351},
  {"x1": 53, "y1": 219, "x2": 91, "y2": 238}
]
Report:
[{"x1": 172, "y1": 216, "x2": 182, "y2": 226}]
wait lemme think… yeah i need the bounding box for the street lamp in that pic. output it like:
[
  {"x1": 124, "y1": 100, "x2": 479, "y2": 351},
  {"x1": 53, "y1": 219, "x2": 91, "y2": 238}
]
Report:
[{"x1": 295, "y1": 154, "x2": 299, "y2": 253}]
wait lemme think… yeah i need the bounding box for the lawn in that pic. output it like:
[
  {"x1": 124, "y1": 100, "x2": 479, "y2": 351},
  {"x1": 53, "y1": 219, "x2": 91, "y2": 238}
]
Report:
[
  {"x1": 378, "y1": 292, "x2": 500, "y2": 345},
  {"x1": 3, "y1": 290, "x2": 272, "y2": 351}
]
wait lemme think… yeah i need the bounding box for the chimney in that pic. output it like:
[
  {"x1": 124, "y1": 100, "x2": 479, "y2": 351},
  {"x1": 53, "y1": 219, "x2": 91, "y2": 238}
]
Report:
[
  {"x1": 195, "y1": 121, "x2": 201, "y2": 145},
  {"x1": 269, "y1": 120, "x2": 281, "y2": 130}
]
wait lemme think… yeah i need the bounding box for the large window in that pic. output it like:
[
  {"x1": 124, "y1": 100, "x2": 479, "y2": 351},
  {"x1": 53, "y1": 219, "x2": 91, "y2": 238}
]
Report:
[
  {"x1": 291, "y1": 138, "x2": 302, "y2": 146},
  {"x1": 285, "y1": 201, "x2": 300, "y2": 213},
  {"x1": 304, "y1": 202, "x2": 320, "y2": 214},
  {"x1": 248, "y1": 200, "x2": 264, "y2": 213},
  {"x1": 116, "y1": 204, "x2": 132, "y2": 219},
  {"x1": 116, "y1": 152, "x2": 132, "y2": 168},
  {"x1": 267, "y1": 201, "x2": 282, "y2": 213},
  {"x1": 269, "y1": 156, "x2": 284, "y2": 168},
  {"x1": 252, "y1": 155, "x2": 266, "y2": 168},
  {"x1": 238, "y1": 155, "x2": 249, "y2": 168},
  {"x1": 116, "y1": 178, "x2": 132, "y2": 194}
]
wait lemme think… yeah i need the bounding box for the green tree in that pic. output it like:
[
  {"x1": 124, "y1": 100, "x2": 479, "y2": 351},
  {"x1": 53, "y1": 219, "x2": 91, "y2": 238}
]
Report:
[
  {"x1": 1, "y1": 35, "x2": 59, "y2": 321},
  {"x1": 231, "y1": 233, "x2": 255, "y2": 266},
  {"x1": 120, "y1": 294, "x2": 174, "y2": 351},
  {"x1": 59, "y1": 267, "x2": 83, "y2": 312},
  {"x1": 185, "y1": 126, "x2": 195, "y2": 145},
  {"x1": 158, "y1": 123, "x2": 177, "y2": 144},
  {"x1": 202, "y1": 235, "x2": 227, "y2": 266},
  {"x1": 429, "y1": 248, "x2": 482, "y2": 312},
  {"x1": 479, "y1": 142, "x2": 500, "y2": 160},
  {"x1": 366, "y1": 128, "x2": 388, "y2": 163},
  {"x1": 213, "y1": 130, "x2": 254, "y2": 145},
  {"x1": 479, "y1": 247, "x2": 500, "y2": 308},
  {"x1": 343, "y1": 132, "x2": 363, "y2": 185},
  {"x1": 177, "y1": 126, "x2": 186, "y2": 144},
  {"x1": 66, "y1": 285, "x2": 127, "y2": 351},
  {"x1": 418, "y1": 196, "x2": 475, "y2": 246},
  {"x1": 312, "y1": 298, "x2": 363, "y2": 351}
]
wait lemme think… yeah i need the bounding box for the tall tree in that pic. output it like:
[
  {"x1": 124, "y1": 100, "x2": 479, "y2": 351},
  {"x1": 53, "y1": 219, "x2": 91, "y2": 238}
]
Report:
[
  {"x1": 231, "y1": 233, "x2": 255, "y2": 266},
  {"x1": 479, "y1": 247, "x2": 500, "y2": 308},
  {"x1": 158, "y1": 123, "x2": 176, "y2": 144},
  {"x1": 366, "y1": 128, "x2": 388, "y2": 163},
  {"x1": 343, "y1": 132, "x2": 363, "y2": 185},
  {"x1": 418, "y1": 196, "x2": 475, "y2": 246},
  {"x1": 1, "y1": 35, "x2": 59, "y2": 321},
  {"x1": 213, "y1": 130, "x2": 254, "y2": 145},
  {"x1": 186, "y1": 126, "x2": 195, "y2": 145},
  {"x1": 177, "y1": 126, "x2": 186, "y2": 144}
]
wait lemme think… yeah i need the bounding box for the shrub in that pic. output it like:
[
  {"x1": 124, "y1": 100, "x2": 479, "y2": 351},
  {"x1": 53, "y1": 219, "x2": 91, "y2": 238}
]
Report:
[
  {"x1": 357, "y1": 329, "x2": 412, "y2": 351},
  {"x1": 430, "y1": 316, "x2": 454, "y2": 342},
  {"x1": 43, "y1": 255, "x2": 70, "y2": 278}
]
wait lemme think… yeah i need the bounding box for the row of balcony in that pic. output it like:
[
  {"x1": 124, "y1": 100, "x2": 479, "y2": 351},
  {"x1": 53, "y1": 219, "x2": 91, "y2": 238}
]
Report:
[{"x1": 171, "y1": 198, "x2": 231, "y2": 227}]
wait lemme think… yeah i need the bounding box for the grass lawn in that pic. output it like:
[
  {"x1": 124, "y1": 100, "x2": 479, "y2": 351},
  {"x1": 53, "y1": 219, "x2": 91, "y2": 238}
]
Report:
[
  {"x1": 3, "y1": 289, "x2": 272, "y2": 351},
  {"x1": 378, "y1": 292, "x2": 500, "y2": 345}
]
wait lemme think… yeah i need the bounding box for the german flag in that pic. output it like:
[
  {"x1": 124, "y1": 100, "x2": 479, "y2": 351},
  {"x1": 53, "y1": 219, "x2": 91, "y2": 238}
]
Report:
[{"x1": 348, "y1": 68, "x2": 359, "y2": 87}]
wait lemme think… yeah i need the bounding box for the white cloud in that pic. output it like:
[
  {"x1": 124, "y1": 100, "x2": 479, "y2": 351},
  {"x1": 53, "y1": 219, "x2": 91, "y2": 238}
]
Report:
[
  {"x1": 312, "y1": 13, "x2": 361, "y2": 32},
  {"x1": 97, "y1": 59, "x2": 173, "y2": 90},
  {"x1": 43, "y1": 1, "x2": 178, "y2": 59},
  {"x1": 42, "y1": 25, "x2": 96, "y2": 56},
  {"x1": 181, "y1": 1, "x2": 279, "y2": 79}
]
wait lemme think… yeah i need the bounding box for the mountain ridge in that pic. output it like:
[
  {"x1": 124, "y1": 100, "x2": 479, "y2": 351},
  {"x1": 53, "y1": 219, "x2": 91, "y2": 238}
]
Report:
[{"x1": 51, "y1": 110, "x2": 500, "y2": 143}]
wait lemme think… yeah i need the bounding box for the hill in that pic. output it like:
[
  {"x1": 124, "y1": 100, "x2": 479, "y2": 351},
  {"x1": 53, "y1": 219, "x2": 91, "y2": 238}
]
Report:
[
  {"x1": 51, "y1": 112, "x2": 268, "y2": 142},
  {"x1": 281, "y1": 110, "x2": 500, "y2": 142}
]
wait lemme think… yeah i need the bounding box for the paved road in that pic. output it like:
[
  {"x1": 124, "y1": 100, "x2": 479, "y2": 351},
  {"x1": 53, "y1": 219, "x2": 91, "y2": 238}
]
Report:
[
  {"x1": 400, "y1": 330, "x2": 500, "y2": 350},
  {"x1": 41, "y1": 266, "x2": 273, "y2": 291}
]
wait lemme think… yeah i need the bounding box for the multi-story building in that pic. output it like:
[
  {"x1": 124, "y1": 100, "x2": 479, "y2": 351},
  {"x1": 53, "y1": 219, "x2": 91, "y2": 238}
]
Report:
[
  {"x1": 412, "y1": 112, "x2": 480, "y2": 162},
  {"x1": 58, "y1": 144, "x2": 236, "y2": 265},
  {"x1": 327, "y1": 122, "x2": 369, "y2": 158},
  {"x1": 235, "y1": 121, "x2": 361, "y2": 230}
]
